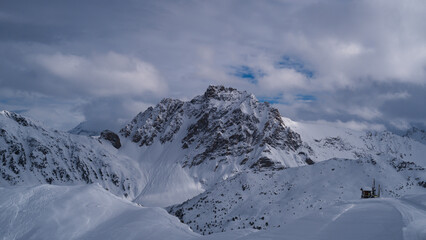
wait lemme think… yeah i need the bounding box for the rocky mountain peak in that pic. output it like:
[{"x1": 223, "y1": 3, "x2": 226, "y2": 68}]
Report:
[
  {"x1": 0, "y1": 110, "x2": 36, "y2": 128},
  {"x1": 120, "y1": 86, "x2": 308, "y2": 172},
  {"x1": 204, "y1": 85, "x2": 238, "y2": 100},
  {"x1": 187, "y1": 85, "x2": 256, "y2": 105}
]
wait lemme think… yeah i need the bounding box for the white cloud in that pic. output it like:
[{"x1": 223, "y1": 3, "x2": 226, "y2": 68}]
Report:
[
  {"x1": 32, "y1": 52, "x2": 168, "y2": 97},
  {"x1": 324, "y1": 40, "x2": 367, "y2": 58},
  {"x1": 349, "y1": 107, "x2": 382, "y2": 121},
  {"x1": 389, "y1": 119, "x2": 411, "y2": 131},
  {"x1": 378, "y1": 92, "x2": 410, "y2": 101},
  {"x1": 260, "y1": 68, "x2": 308, "y2": 91},
  {"x1": 309, "y1": 119, "x2": 386, "y2": 132},
  {"x1": 2, "y1": 0, "x2": 426, "y2": 131}
]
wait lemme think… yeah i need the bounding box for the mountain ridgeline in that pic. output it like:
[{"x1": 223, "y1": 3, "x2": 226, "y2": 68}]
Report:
[
  {"x1": 1, "y1": 86, "x2": 426, "y2": 236},
  {"x1": 120, "y1": 86, "x2": 311, "y2": 172},
  {"x1": 0, "y1": 110, "x2": 141, "y2": 198},
  {"x1": 0, "y1": 86, "x2": 313, "y2": 201}
]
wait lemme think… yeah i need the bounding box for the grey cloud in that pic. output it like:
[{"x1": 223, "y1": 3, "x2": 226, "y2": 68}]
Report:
[{"x1": 0, "y1": 0, "x2": 425, "y2": 132}]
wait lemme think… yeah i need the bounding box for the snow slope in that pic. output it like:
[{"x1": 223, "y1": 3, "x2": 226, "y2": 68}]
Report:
[
  {"x1": 1, "y1": 184, "x2": 424, "y2": 240},
  {"x1": 168, "y1": 156, "x2": 426, "y2": 235},
  {"x1": 199, "y1": 195, "x2": 426, "y2": 240},
  {"x1": 0, "y1": 184, "x2": 197, "y2": 240}
]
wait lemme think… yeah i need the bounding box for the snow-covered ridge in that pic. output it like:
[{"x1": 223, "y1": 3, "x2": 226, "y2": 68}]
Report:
[
  {"x1": 0, "y1": 110, "x2": 142, "y2": 198},
  {"x1": 119, "y1": 85, "x2": 315, "y2": 207},
  {"x1": 0, "y1": 110, "x2": 40, "y2": 129}
]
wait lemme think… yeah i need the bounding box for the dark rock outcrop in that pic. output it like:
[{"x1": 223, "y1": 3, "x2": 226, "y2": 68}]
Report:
[{"x1": 100, "y1": 130, "x2": 122, "y2": 149}]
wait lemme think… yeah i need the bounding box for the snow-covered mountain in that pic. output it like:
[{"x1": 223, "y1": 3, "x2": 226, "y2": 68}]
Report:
[
  {"x1": 168, "y1": 118, "x2": 426, "y2": 235},
  {"x1": 1, "y1": 85, "x2": 426, "y2": 239},
  {"x1": 0, "y1": 110, "x2": 142, "y2": 198},
  {"x1": 119, "y1": 86, "x2": 312, "y2": 207}
]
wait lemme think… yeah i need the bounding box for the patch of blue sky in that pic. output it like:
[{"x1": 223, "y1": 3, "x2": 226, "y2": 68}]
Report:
[
  {"x1": 258, "y1": 94, "x2": 285, "y2": 104},
  {"x1": 0, "y1": 99, "x2": 10, "y2": 104},
  {"x1": 230, "y1": 65, "x2": 265, "y2": 84},
  {"x1": 295, "y1": 94, "x2": 316, "y2": 102},
  {"x1": 277, "y1": 56, "x2": 314, "y2": 78}
]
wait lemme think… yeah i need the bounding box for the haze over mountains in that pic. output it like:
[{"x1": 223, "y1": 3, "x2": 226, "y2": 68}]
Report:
[{"x1": 1, "y1": 86, "x2": 425, "y2": 239}]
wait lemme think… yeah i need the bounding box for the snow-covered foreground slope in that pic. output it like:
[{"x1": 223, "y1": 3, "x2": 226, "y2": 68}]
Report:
[
  {"x1": 0, "y1": 184, "x2": 197, "y2": 240},
  {"x1": 200, "y1": 195, "x2": 426, "y2": 240},
  {"x1": 0, "y1": 184, "x2": 424, "y2": 240},
  {"x1": 168, "y1": 156, "x2": 426, "y2": 235}
]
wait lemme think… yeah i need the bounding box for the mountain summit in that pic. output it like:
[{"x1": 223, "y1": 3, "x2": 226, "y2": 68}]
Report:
[{"x1": 121, "y1": 86, "x2": 311, "y2": 172}]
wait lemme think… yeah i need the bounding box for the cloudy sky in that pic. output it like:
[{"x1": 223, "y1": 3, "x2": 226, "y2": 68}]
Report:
[{"x1": 1, "y1": 0, "x2": 426, "y2": 133}]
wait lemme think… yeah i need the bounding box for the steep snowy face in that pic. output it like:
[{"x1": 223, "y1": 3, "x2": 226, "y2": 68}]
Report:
[
  {"x1": 120, "y1": 86, "x2": 308, "y2": 173},
  {"x1": 0, "y1": 111, "x2": 141, "y2": 198}
]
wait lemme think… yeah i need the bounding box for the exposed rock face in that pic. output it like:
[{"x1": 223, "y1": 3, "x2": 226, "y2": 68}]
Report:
[
  {"x1": 100, "y1": 130, "x2": 122, "y2": 149},
  {"x1": 0, "y1": 111, "x2": 139, "y2": 198},
  {"x1": 120, "y1": 85, "x2": 309, "y2": 172}
]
